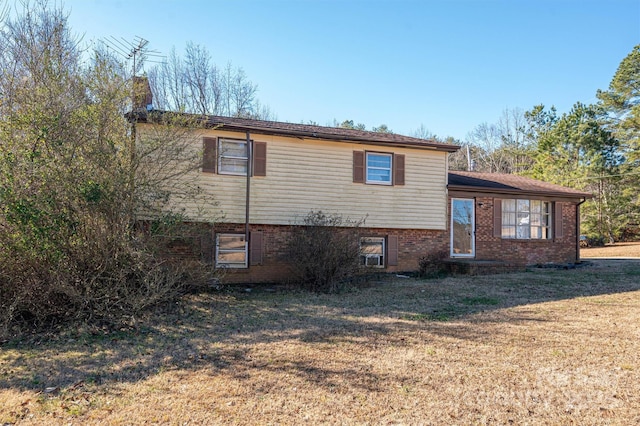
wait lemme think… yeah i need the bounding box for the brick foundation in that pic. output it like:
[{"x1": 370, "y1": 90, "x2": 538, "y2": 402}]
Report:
[{"x1": 213, "y1": 223, "x2": 448, "y2": 284}]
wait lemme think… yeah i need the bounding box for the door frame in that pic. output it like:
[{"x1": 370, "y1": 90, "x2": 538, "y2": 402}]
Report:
[{"x1": 450, "y1": 198, "x2": 475, "y2": 258}]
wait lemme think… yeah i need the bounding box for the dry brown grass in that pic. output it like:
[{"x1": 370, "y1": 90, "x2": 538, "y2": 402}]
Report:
[
  {"x1": 2, "y1": 261, "x2": 640, "y2": 424},
  {"x1": 582, "y1": 241, "x2": 640, "y2": 258}
]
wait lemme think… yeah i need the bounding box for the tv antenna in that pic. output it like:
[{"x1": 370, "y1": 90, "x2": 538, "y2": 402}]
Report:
[{"x1": 101, "y1": 36, "x2": 165, "y2": 76}]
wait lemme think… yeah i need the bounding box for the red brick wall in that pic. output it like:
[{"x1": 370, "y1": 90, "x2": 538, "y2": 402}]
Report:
[
  {"x1": 163, "y1": 196, "x2": 580, "y2": 284},
  {"x1": 213, "y1": 223, "x2": 448, "y2": 284},
  {"x1": 472, "y1": 196, "x2": 579, "y2": 266}
]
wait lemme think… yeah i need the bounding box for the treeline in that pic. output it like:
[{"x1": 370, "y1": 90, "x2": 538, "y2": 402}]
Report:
[{"x1": 440, "y1": 46, "x2": 639, "y2": 243}]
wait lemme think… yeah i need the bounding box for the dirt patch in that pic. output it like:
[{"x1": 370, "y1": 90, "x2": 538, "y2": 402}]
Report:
[{"x1": 2, "y1": 263, "x2": 640, "y2": 424}]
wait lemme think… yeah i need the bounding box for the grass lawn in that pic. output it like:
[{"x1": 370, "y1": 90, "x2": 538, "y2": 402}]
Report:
[
  {"x1": 582, "y1": 241, "x2": 640, "y2": 258},
  {"x1": 2, "y1": 260, "x2": 640, "y2": 424}
]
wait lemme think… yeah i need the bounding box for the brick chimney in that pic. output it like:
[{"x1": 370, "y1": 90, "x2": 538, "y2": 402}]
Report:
[{"x1": 133, "y1": 76, "x2": 153, "y2": 111}]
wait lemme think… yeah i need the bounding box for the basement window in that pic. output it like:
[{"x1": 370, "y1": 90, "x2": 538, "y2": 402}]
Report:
[
  {"x1": 360, "y1": 237, "x2": 385, "y2": 267},
  {"x1": 216, "y1": 234, "x2": 247, "y2": 268}
]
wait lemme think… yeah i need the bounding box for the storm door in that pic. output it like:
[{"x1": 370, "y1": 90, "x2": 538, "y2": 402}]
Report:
[{"x1": 451, "y1": 198, "x2": 475, "y2": 257}]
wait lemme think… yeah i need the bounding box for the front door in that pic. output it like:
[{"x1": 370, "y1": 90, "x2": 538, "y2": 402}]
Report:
[{"x1": 451, "y1": 198, "x2": 475, "y2": 257}]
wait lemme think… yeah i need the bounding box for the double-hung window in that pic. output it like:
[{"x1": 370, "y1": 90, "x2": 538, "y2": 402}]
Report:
[
  {"x1": 218, "y1": 139, "x2": 248, "y2": 175},
  {"x1": 366, "y1": 153, "x2": 392, "y2": 185},
  {"x1": 203, "y1": 137, "x2": 267, "y2": 176},
  {"x1": 502, "y1": 199, "x2": 551, "y2": 240},
  {"x1": 353, "y1": 151, "x2": 404, "y2": 185},
  {"x1": 216, "y1": 234, "x2": 248, "y2": 268},
  {"x1": 360, "y1": 237, "x2": 385, "y2": 267}
]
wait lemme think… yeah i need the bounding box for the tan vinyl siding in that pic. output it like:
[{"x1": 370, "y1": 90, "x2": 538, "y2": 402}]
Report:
[{"x1": 141, "y1": 127, "x2": 449, "y2": 230}]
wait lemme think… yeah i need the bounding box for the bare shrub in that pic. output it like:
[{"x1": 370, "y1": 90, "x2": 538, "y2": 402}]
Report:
[
  {"x1": 286, "y1": 211, "x2": 365, "y2": 293},
  {"x1": 418, "y1": 250, "x2": 450, "y2": 278},
  {"x1": 0, "y1": 3, "x2": 219, "y2": 339},
  {"x1": 0, "y1": 212, "x2": 217, "y2": 338}
]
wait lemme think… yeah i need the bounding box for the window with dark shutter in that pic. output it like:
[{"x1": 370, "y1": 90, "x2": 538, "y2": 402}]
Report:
[
  {"x1": 360, "y1": 237, "x2": 385, "y2": 267},
  {"x1": 202, "y1": 137, "x2": 216, "y2": 173},
  {"x1": 250, "y1": 231, "x2": 263, "y2": 265},
  {"x1": 493, "y1": 199, "x2": 502, "y2": 238},
  {"x1": 253, "y1": 142, "x2": 267, "y2": 177},
  {"x1": 216, "y1": 234, "x2": 247, "y2": 268},
  {"x1": 393, "y1": 154, "x2": 405, "y2": 185},
  {"x1": 387, "y1": 235, "x2": 399, "y2": 266},
  {"x1": 497, "y1": 198, "x2": 552, "y2": 239},
  {"x1": 353, "y1": 151, "x2": 365, "y2": 183},
  {"x1": 555, "y1": 202, "x2": 564, "y2": 239}
]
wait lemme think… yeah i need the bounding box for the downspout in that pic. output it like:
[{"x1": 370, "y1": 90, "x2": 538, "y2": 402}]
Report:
[
  {"x1": 576, "y1": 197, "x2": 587, "y2": 263},
  {"x1": 245, "y1": 131, "x2": 251, "y2": 265}
]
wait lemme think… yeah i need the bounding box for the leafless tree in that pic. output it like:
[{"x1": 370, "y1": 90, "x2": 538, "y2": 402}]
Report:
[
  {"x1": 411, "y1": 124, "x2": 436, "y2": 140},
  {"x1": 148, "y1": 42, "x2": 272, "y2": 119},
  {"x1": 467, "y1": 108, "x2": 535, "y2": 173}
]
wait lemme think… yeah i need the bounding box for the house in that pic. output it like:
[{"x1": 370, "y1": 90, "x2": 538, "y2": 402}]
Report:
[{"x1": 131, "y1": 111, "x2": 591, "y2": 283}]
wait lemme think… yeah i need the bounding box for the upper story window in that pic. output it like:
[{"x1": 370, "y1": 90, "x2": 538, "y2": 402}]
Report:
[
  {"x1": 353, "y1": 151, "x2": 403, "y2": 185},
  {"x1": 202, "y1": 137, "x2": 267, "y2": 177},
  {"x1": 366, "y1": 153, "x2": 392, "y2": 185},
  {"x1": 218, "y1": 139, "x2": 248, "y2": 175},
  {"x1": 502, "y1": 199, "x2": 551, "y2": 239}
]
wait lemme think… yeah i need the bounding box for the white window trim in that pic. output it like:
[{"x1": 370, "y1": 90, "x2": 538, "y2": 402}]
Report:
[
  {"x1": 450, "y1": 198, "x2": 475, "y2": 258},
  {"x1": 215, "y1": 233, "x2": 248, "y2": 268},
  {"x1": 360, "y1": 237, "x2": 385, "y2": 268},
  {"x1": 218, "y1": 138, "x2": 248, "y2": 176},
  {"x1": 502, "y1": 199, "x2": 551, "y2": 240},
  {"x1": 365, "y1": 152, "x2": 393, "y2": 185}
]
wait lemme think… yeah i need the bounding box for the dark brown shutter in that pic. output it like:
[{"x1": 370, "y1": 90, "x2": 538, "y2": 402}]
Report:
[
  {"x1": 202, "y1": 137, "x2": 216, "y2": 173},
  {"x1": 200, "y1": 227, "x2": 215, "y2": 264},
  {"x1": 387, "y1": 235, "x2": 398, "y2": 266},
  {"x1": 253, "y1": 142, "x2": 267, "y2": 177},
  {"x1": 250, "y1": 231, "x2": 263, "y2": 265},
  {"x1": 493, "y1": 198, "x2": 502, "y2": 238},
  {"x1": 555, "y1": 202, "x2": 564, "y2": 239},
  {"x1": 353, "y1": 151, "x2": 365, "y2": 183},
  {"x1": 394, "y1": 154, "x2": 405, "y2": 185}
]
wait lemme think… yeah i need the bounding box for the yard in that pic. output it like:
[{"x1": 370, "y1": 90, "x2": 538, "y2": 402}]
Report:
[
  {"x1": 1, "y1": 260, "x2": 640, "y2": 425},
  {"x1": 582, "y1": 241, "x2": 640, "y2": 258}
]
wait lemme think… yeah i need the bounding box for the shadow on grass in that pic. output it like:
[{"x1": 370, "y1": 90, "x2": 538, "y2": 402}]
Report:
[{"x1": 1, "y1": 259, "x2": 639, "y2": 393}]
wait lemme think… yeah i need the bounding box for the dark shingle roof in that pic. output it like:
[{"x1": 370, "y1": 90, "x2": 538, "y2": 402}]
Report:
[
  {"x1": 131, "y1": 110, "x2": 460, "y2": 152},
  {"x1": 448, "y1": 171, "x2": 592, "y2": 199}
]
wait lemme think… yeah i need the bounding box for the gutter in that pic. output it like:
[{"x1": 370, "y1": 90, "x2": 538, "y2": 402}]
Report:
[
  {"x1": 213, "y1": 124, "x2": 460, "y2": 152},
  {"x1": 446, "y1": 184, "x2": 593, "y2": 200},
  {"x1": 127, "y1": 110, "x2": 460, "y2": 153}
]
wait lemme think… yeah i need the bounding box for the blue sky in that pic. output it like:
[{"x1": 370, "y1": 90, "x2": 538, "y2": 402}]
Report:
[{"x1": 60, "y1": 0, "x2": 639, "y2": 141}]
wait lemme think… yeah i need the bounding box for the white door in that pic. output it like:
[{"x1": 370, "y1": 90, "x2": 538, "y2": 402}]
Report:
[{"x1": 451, "y1": 198, "x2": 475, "y2": 257}]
